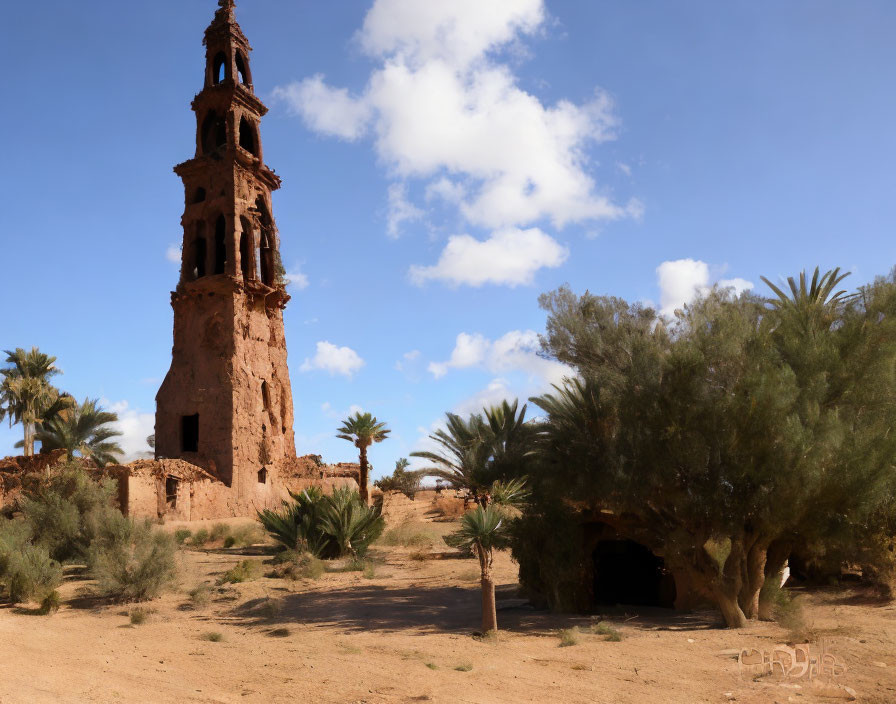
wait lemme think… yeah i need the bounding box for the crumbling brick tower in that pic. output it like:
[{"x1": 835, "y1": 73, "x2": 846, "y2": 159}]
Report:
[{"x1": 155, "y1": 0, "x2": 297, "y2": 501}]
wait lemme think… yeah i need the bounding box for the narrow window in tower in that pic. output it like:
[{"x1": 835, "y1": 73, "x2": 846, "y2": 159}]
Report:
[
  {"x1": 192, "y1": 235, "x2": 207, "y2": 279},
  {"x1": 257, "y1": 467, "x2": 267, "y2": 484},
  {"x1": 239, "y1": 218, "x2": 252, "y2": 280},
  {"x1": 255, "y1": 197, "x2": 275, "y2": 286},
  {"x1": 239, "y1": 117, "x2": 257, "y2": 156},
  {"x1": 214, "y1": 215, "x2": 227, "y2": 275},
  {"x1": 212, "y1": 52, "x2": 227, "y2": 85},
  {"x1": 236, "y1": 52, "x2": 250, "y2": 85},
  {"x1": 181, "y1": 415, "x2": 199, "y2": 453},
  {"x1": 261, "y1": 381, "x2": 271, "y2": 411},
  {"x1": 193, "y1": 187, "x2": 206, "y2": 204}
]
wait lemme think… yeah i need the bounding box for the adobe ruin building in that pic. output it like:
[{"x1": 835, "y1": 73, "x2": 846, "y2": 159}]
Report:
[{"x1": 110, "y1": 0, "x2": 356, "y2": 520}]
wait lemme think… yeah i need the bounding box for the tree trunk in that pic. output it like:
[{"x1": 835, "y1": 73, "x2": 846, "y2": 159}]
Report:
[
  {"x1": 358, "y1": 444, "x2": 369, "y2": 505},
  {"x1": 738, "y1": 538, "x2": 768, "y2": 620},
  {"x1": 759, "y1": 539, "x2": 792, "y2": 620},
  {"x1": 24, "y1": 422, "x2": 34, "y2": 457},
  {"x1": 686, "y1": 538, "x2": 749, "y2": 628},
  {"x1": 477, "y1": 543, "x2": 498, "y2": 632},
  {"x1": 714, "y1": 588, "x2": 748, "y2": 628}
]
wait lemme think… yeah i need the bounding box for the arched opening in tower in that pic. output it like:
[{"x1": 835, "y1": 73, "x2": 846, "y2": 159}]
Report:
[
  {"x1": 192, "y1": 223, "x2": 207, "y2": 279},
  {"x1": 255, "y1": 197, "x2": 275, "y2": 286},
  {"x1": 201, "y1": 111, "x2": 227, "y2": 154},
  {"x1": 236, "y1": 51, "x2": 251, "y2": 85},
  {"x1": 239, "y1": 117, "x2": 258, "y2": 156},
  {"x1": 240, "y1": 223, "x2": 252, "y2": 281},
  {"x1": 212, "y1": 52, "x2": 227, "y2": 85},
  {"x1": 261, "y1": 380, "x2": 271, "y2": 411},
  {"x1": 193, "y1": 187, "x2": 206, "y2": 204},
  {"x1": 214, "y1": 215, "x2": 227, "y2": 275},
  {"x1": 592, "y1": 539, "x2": 676, "y2": 608}
]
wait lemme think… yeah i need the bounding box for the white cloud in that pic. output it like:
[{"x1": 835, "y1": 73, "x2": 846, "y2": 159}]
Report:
[
  {"x1": 409, "y1": 227, "x2": 568, "y2": 287},
  {"x1": 394, "y1": 349, "x2": 421, "y2": 372},
  {"x1": 387, "y1": 182, "x2": 424, "y2": 238},
  {"x1": 165, "y1": 245, "x2": 181, "y2": 264},
  {"x1": 300, "y1": 341, "x2": 365, "y2": 378},
  {"x1": 275, "y1": 0, "x2": 639, "y2": 245},
  {"x1": 656, "y1": 259, "x2": 754, "y2": 317},
  {"x1": 321, "y1": 402, "x2": 364, "y2": 419},
  {"x1": 283, "y1": 264, "x2": 310, "y2": 290},
  {"x1": 616, "y1": 161, "x2": 632, "y2": 176},
  {"x1": 103, "y1": 399, "x2": 154, "y2": 462},
  {"x1": 429, "y1": 329, "x2": 569, "y2": 385},
  {"x1": 273, "y1": 75, "x2": 371, "y2": 141}
]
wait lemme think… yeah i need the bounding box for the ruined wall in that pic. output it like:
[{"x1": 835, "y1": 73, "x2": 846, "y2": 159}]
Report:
[{"x1": 115, "y1": 455, "x2": 358, "y2": 522}]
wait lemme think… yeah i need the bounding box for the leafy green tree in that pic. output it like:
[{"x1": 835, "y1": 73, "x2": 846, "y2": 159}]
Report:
[
  {"x1": 525, "y1": 272, "x2": 896, "y2": 627},
  {"x1": 0, "y1": 347, "x2": 69, "y2": 456},
  {"x1": 34, "y1": 398, "x2": 124, "y2": 467},
  {"x1": 336, "y1": 412, "x2": 390, "y2": 504},
  {"x1": 374, "y1": 457, "x2": 422, "y2": 499},
  {"x1": 446, "y1": 505, "x2": 510, "y2": 632}
]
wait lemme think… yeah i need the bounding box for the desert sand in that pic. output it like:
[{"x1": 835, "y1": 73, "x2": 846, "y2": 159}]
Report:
[{"x1": 1, "y1": 506, "x2": 894, "y2": 704}]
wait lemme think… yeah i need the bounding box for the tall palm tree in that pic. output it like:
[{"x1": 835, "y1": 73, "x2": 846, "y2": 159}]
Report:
[
  {"x1": 336, "y1": 411, "x2": 390, "y2": 504},
  {"x1": 34, "y1": 398, "x2": 124, "y2": 467},
  {"x1": 0, "y1": 347, "x2": 65, "y2": 456},
  {"x1": 446, "y1": 505, "x2": 509, "y2": 633},
  {"x1": 411, "y1": 400, "x2": 532, "y2": 504}
]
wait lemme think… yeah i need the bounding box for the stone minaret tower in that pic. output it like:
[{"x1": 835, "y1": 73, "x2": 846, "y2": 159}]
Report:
[{"x1": 156, "y1": 0, "x2": 296, "y2": 499}]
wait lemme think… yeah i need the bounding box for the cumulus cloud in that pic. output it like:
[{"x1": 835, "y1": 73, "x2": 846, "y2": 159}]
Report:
[
  {"x1": 103, "y1": 399, "x2": 154, "y2": 462},
  {"x1": 282, "y1": 264, "x2": 310, "y2": 290},
  {"x1": 409, "y1": 227, "x2": 568, "y2": 287},
  {"x1": 165, "y1": 245, "x2": 181, "y2": 264},
  {"x1": 273, "y1": 75, "x2": 371, "y2": 141},
  {"x1": 428, "y1": 330, "x2": 569, "y2": 386},
  {"x1": 321, "y1": 402, "x2": 364, "y2": 419},
  {"x1": 387, "y1": 183, "x2": 424, "y2": 238},
  {"x1": 275, "y1": 0, "x2": 640, "y2": 283},
  {"x1": 300, "y1": 341, "x2": 365, "y2": 378},
  {"x1": 656, "y1": 259, "x2": 754, "y2": 317}
]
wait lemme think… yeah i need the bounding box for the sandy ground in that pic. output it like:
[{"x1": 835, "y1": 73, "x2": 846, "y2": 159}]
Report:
[{"x1": 1, "y1": 513, "x2": 895, "y2": 704}]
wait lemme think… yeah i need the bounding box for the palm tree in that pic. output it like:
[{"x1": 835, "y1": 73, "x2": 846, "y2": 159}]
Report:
[
  {"x1": 446, "y1": 505, "x2": 509, "y2": 633},
  {"x1": 336, "y1": 411, "x2": 390, "y2": 504},
  {"x1": 411, "y1": 400, "x2": 532, "y2": 504},
  {"x1": 760, "y1": 267, "x2": 855, "y2": 328},
  {"x1": 0, "y1": 347, "x2": 66, "y2": 456},
  {"x1": 34, "y1": 398, "x2": 124, "y2": 467}
]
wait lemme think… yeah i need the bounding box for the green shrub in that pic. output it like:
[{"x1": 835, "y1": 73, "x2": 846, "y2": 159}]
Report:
[
  {"x1": 200, "y1": 631, "x2": 224, "y2": 642},
  {"x1": 129, "y1": 607, "x2": 151, "y2": 625},
  {"x1": 38, "y1": 590, "x2": 61, "y2": 615},
  {"x1": 223, "y1": 536, "x2": 236, "y2": 549},
  {"x1": 454, "y1": 664, "x2": 473, "y2": 672},
  {"x1": 20, "y1": 466, "x2": 118, "y2": 563},
  {"x1": 5, "y1": 543, "x2": 63, "y2": 604},
  {"x1": 559, "y1": 627, "x2": 579, "y2": 647},
  {"x1": 273, "y1": 550, "x2": 325, "y2": 580},
  {"x1": 0, "y1": 519, "x2": 32, "y2": 578},
  {"x1": 191, "y1": 528, "x2": 210, "y2": 547},
  {"x1": 173, "y1": 529, "x2": 192, "y2": 545},
  {"x1": 210, "y1": 524, "x2": 229, "y2": 542},
  {"x1": 217, "y1": 560, "x2": 260, "y2": 585},
  {"x1": 87, "y1": 517, "x2": 178, "y2": 601},
  {"x1": 257, "y1": 486, "x2": 384, "y2": 559},
  {"x1": 591, "y1": 621, "x2": 622, "y2": 641},
  {"x1": 379, "y1": 521, "x2": 438, "y2": 548},
  {"x1": 188, "y1": 583, "x2": 212, "y2": 607},
  {"x1": 228, "y1": 524, "x2": 264, "y2": 548}
]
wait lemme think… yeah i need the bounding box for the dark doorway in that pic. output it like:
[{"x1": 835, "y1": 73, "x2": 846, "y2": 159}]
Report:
[
  {"x1": 593, "y1": 539, "x2": 675, "y2": 608},
  {"x1": 165, "y1": 476, "x2": 179, "y2": 510},
  {"x1": 239, "y1": 116, "x2": 257, "y2": 155},
  {"x1": 257, "y1": 467, "x2": 267, "y2": 484},
  {"x1": 192, "y1": 237, "x2": 207, "y2": 279},
  {"x1": 181, "y1": 414, "x2": 199, "y2": 453}
]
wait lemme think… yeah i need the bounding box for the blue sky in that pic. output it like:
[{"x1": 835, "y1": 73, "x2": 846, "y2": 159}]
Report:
[{"x1": 2, "y1": 0, "x2": 894, "y2": 477}]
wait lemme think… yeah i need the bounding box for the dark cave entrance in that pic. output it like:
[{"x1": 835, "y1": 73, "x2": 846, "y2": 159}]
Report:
[{"x1": 592, "y1": 539, "x2": 676, "y2": 608}]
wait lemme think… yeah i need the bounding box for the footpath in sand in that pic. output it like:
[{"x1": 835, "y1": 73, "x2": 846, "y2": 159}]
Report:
[{"x1": 1, "y1": 495, "x2": 894, "y2": 703}]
